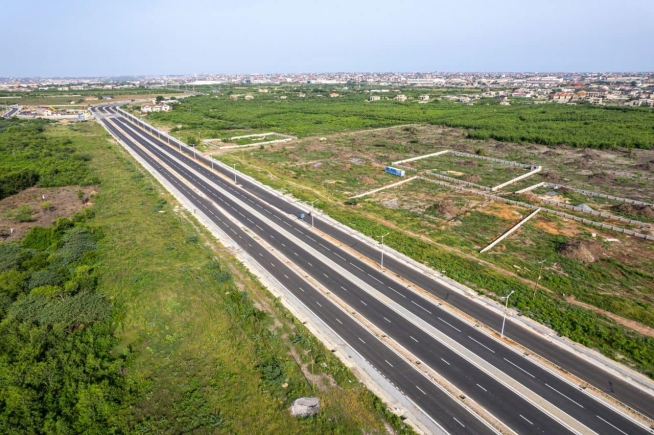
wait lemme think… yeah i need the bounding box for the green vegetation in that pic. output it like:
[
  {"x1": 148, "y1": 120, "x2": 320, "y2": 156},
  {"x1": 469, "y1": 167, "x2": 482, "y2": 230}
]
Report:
[
  {"x1": 148, "y1": 88, "x2": 654, "y2": 149},
  {"x1": 0, "y1": 118, "x2": 98, "y2": 199},
  {"x1": 0, "y1": 120, "x2": 411, "y2": 434}
]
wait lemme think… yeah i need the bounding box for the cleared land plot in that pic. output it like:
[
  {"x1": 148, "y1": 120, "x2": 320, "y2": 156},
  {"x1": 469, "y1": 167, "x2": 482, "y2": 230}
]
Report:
[
  {"x1": 361, "y1": 178, "x2": 654, "y2": 330},
  {"x1": 402, "y1": 152, "x2": 533, "y2": 188}
]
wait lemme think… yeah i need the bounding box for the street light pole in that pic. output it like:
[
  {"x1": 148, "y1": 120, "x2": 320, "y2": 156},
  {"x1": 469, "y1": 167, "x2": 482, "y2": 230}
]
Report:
[
  {"x1": 375, "y1": 232, "x2": 390, "y2": 270},
  {"x1": 309, "y1": 200, "x2": 318, "y2": 229},
  {"x1": 232, "y1": 163, "x2": 238, "y2": 184},
  {"x1": 500, "y1": 290, "x2": 515, "y2": 338}
]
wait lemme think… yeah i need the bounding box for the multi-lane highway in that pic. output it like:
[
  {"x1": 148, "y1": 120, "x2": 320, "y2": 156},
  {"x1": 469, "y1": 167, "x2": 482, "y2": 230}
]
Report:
[
  {"x1": 2, "y1": 106, "x2": 19, "y2": 118},
  {"x1": 94, "y1": 105, "x2": 654, "y2": 435}
]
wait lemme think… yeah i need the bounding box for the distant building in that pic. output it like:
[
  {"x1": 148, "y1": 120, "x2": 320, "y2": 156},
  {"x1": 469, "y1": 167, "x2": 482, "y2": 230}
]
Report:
[
  {"x1": 298, "y1": 93, "x2": 306, "y2": 98},
  {"x1": 101, "y1": 95, "x2": 113, "y2": 100},
  {"x1": 329, "y1": 93, "x2": 340, "y2": 98},
  {"x1": 85, "y1": 96, "x2": 99, "y2": 101},
  {"x1": 244, "y1": 95, "x2": 254, "y2": 100},
  {"x1": 141, "y1": 103, "x2": 171, "y2": 113},
  {"x1": 280, "y1": 96, "x2": 287, "y2": 99},
  {"x1": 418, "y1": 95, "x2": 430, "y2": 101},
  {"x1": 368, "y1": 95, "x2": 381, "y2": 102},
  {"x1": 395, "y1": 95, "x2": 407, "y2": 102}
]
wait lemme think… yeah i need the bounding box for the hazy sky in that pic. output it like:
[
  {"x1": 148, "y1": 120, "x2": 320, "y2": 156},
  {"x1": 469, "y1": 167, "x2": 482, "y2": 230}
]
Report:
[{"x1": 2, "y1": 0, "x2": 653, "y2": 77}]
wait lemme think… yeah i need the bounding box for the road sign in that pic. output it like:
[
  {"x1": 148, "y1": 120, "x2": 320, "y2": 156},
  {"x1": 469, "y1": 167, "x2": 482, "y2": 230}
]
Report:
[{"x1": 300, "y1": 213, "x2": 305, "y2": 219}]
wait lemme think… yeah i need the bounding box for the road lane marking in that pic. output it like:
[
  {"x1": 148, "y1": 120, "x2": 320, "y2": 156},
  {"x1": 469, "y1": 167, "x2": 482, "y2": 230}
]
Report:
[
  {"x1": 319, "y1": 243, "x2": 330, "y2": 251},
  {"x1": 596, "y1": 416, "x2": 628, "y2": 435},
  {"x1": 438, "y1": 317, "x2": 462, "y2": 332},
  {"x1": 316, "y1": 302, "x2": 322, "y2": 307},
  {"x1": 299, "y1": 287, "x2": 305, "y2": 292},
  {"x1": 519, "y1": 415, "x2": 533, "y2": 425},
  {"x1": 349, "y1": 262, "x2": 364, "y2": 272},
  {"x1": 410, "y1": 336, "x2": 419, "y2": 342},
  {"x1": 453, "y1": 418, "x2": 465, "y2": 428},
  {"x1": 360, "y1": 300, "x2": 367, "y2": 306},
  {"x1": 335, "y1": 253, "x2": 346, "y2": 261},
  {"x1": 545, "y1": 384, "x2": 584, "y2": 408},
  {"x1": 358, "y1": 337, "x2": 366, "y2": 344},
  {"x1": 323, "y1": 273, "x2": 328, "y2": 278},
  {"x1": 340, "y1": 286, "x2": 349, "y2": 293},
  {"x1": 335, "y1": 318, "x2": 342, "y2": 324},
  {"x1": 441, "y1": 358, "x2": 450, "y2": 365},
  {"x1": 385, "y1": 360, "x2": 393, "y2": 368},
  {"x1": 416, "y1": 386, "x2": 427, "y2": 395},
  {"x1": 307, "y1": 262, "x2": 313, "y2": 267},
  {"x1": 477, "y1": 384, "x2": 487, "y2": 392},
  {"x1": 411, "y1": 300, "x2": 433, "y2": 314},
  {"x1": 468, "y1": 336, "x2": 495, "y2": 354},
  {"x1": 255, "y1": 224, "x2": 263, "y2": 230},
  {"x1": 307, "y1": 236, "x2": 316, "y2": 242},
  {"x1": 388, "y1": 286, "x2": 406, "y2": 298},
  {"x1": 383, "y1": 317, "x2": 391, "y2": 323},
  {"x1": 367, "y1": 273, "x2": 383, "y2": 284},
  {"x1": 503, "y1": 358, "x2": 535, "y2": 378}
]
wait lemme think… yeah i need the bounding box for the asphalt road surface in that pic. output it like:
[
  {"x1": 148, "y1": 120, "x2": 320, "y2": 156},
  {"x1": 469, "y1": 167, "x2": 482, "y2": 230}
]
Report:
[{"x1": 96, "y1": 105, "x2": 653, "y2": 435}]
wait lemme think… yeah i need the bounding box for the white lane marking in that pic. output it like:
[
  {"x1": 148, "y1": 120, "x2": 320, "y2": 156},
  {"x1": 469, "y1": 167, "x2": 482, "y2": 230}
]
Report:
[
  {"x1": 385, "y1": 359, "x2": 393, "y2": 368},
  {"x1": 307, "y1": 236, "x2": 316, "y2": 242},
  {"x1": 340, "y1": 286, "x2": 349, "y2": 293},
  {"x1": 307, "y1": 262, "x2": 313, "y2": 267},
  {"x1": 319, "y1": 243, "x2": 330, "y2": 251},
  {"x1": 265, "y1": 209, "x2": 271, "y2": 214},
  {"x1": 360, "y1": 300, "x2": 367, "y2": 306},
  {"x1": 335, "y1": 253, "x2": 346, "y2": 261},
  {"x1": 416, "y1": 386, "x2": 427, "y2": 395},
  {"x1": 299, "y1": 287, "x2": 305, "y2": 292},
  {"x1": 349, "y1": 262, "x2": 364, "y2": 272},
  {"x1": 274, "y1": 215, "x2": 281, "y2": 220},
  {"x1": 284, "y1": 221, "x2": 291, "y2": 226},
  {"x1": 453, "y1": 418, "x2": 465, "y2": 428},
  {"x1": 316, "y1": 302, "x2": 322, "y2": 307},
  {"x1": 247, "y1": 218, "x2": 254, "y2": 223},
  {"x1": 367, "y1": 273, "x2": 383, "y2": 284},
  {"x1": 545, "y1": 384, "x2": 584, "y2": 408},
  {"x1": 270, "y1": 263, "x2": 274, "y2": 267},
  {"x1": 412, "y1": 300, "x2": 433, "y2": 315},
  {"x1": 441, "y1": 358, "x2": 450, "y2": 365},
  {"x1": 503, "y1": 358, "x2": 535, "y2": 378},
  {"x1": 248, "y1": 243, "x2": 252, "y2": 247},
  {"x1": 259, "y1": 253, "x2": 263, "y2": 257},
  {"x1": 438, "y1": 317, "x2": 462, "y2": 332},
  {"x1": 335, "y1": 318, "x2": 342, "y2": 324},
  {"x1": 294, "y1": 228, "x2": 303, "y2": 234},
  {"x1": 519, "y1": 415, "x2": 533, "y2": 425},
  {"x1": 284, "y1": 274, "x2": 289, "y2": 279},
  {"x1": 238, "y1": 212, "x2": 245, "y2": 217},
  {"x1": 255, "y1": 224, "x2": 263, "y2": 230},
  {"x1": 281, "y1": 243, "x2": 286, "y2": 247},
  {"x1": 388, "y1": 286, "x2": 406, "y2": 298},
  {"x1": 596, "y1": 416, "x2": 628, "y2": 435},
  {"x1": 358, "y1": 337, "x2": 366, "y2": 344},
  {"x1": 383, "y1": 317, "x2": 391, "y2": 323},
  {"x1": 468, "y1": 336, "x2": 496, "y2": 354},
  {"x1": 294, "y1": 252, "x2": 298, "y2": 256},
  {"x1": 410, "y1": 336, "x2": 419, "y2": 343},
  {"x1": 323, "y1": 273, "x2": 328, "y2": 278},
  {"x1": 477, "y1": 384, "x2": 487, "y2": 392}
]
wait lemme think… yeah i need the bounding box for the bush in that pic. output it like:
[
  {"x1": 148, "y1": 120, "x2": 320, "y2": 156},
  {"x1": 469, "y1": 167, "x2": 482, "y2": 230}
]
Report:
[{"x1": 4, "y1": 204, "x2": 36, "y2": 222}]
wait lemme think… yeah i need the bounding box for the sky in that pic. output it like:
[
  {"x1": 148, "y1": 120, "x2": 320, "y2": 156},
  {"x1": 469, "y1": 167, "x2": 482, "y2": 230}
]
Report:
[{"x1": 1, "y1": 0, "x2": 653, "y2": 77}]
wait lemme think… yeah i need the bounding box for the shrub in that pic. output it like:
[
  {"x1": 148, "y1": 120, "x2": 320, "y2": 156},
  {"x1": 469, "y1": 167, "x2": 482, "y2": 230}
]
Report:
[{"x1": 4, "y1": 204, "x2": 36, "y2": 222}]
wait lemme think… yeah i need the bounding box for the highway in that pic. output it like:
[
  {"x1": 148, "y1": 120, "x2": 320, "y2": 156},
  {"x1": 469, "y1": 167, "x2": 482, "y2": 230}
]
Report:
[
  {"x1": 2, "y1": 107, "x2": 19, "y2": 118},
  {"x1": 95, "y1": 105, "x2": 653, "y2": 435},
  {"x1": 115, "y1": 105, "x2": 654, "y2": 422}
]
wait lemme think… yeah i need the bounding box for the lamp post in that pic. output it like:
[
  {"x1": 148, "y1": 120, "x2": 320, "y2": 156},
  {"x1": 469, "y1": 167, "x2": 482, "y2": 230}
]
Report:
[
  {"x1": 500, "y1": 290, "x2": 514, "y2": 338},
  {"x1": 375, "y1": 233, "x2": 390, "y2": 270},
  {"x1": 308, "y1": 200, "x2": 318, "y2": 229},
  {"x1": 232, "y1": 163, "x2": 238, "y2": 184}
]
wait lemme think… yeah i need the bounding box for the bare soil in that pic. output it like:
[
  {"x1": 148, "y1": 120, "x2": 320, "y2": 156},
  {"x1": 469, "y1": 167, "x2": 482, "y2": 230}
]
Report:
[
  {"x1": 0, "y1": 186, "x2": 96, "y2": 242},
  {"x1": 558, "y1": 239, "x2": 607, "y2": 264}
]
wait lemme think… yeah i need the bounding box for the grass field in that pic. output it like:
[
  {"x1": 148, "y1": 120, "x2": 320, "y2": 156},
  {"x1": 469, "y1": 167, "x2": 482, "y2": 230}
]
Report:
[{"x1": 54, "y1": 121, "x2": 409, "y2": 434}]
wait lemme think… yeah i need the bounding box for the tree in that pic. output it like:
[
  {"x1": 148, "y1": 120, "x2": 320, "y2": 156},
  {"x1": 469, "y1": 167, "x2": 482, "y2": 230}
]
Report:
[{"x1": 156, "y1": 95, "x2": 164, "y2": 103}]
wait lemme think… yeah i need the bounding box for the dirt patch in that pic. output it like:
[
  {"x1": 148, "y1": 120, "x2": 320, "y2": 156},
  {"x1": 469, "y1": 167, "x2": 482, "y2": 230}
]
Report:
[
  {"x1": 532, "y1": 217, "x2": 579, "y2": 237},
  {"x1": 358, "y1": 175, "x2": 376, "y2": 185},
  {"x1": 541, "y1": 171, "x2": 562, "y2": 183},
  {"x1": 457, "y1": 160, "x2": 479, "y2": 167},
  {"x1": 588, "y1": 171, "x2": 615, "y2": 183},
  {"x1": 0, "y1": 186, "x2": 96, "y2": 242},
  {"x1": 612, "y1": 203, "x2": 654, "y2": 219},
  {"x1": 558, "y1": 239, "x2": 606, "y2": 264},
  {"x1": 480, "y1": 202, "x2": 522, "y2": 221},
  {"x1": 463, "y1": 174, "x2": 481, "y2": 183},
  {"x1": 339, "y1": 163, "x2": 352, "y2": 170},
  {"x1": 426, "y1": 200, "x2": 458, "y2": 220}
]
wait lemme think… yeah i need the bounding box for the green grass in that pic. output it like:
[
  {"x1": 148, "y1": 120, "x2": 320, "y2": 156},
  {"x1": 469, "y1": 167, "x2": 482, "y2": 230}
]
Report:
[
  {"x1": 147, "y1": 88, "x2": 654, "y2": 149},
  {"x1": 49, "y1": 121, "x2": 411, "y2": 434}
]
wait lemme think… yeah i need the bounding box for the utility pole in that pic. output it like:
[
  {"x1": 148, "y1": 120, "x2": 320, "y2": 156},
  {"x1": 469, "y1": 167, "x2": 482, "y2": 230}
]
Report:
[
  {"x1": 308, "y1": 200, "x2": 318, "y2": 229},
  {"x1": 500, "y1": 290, "x2": 515, "y2": 338},
  {"x1": 532, "y1": 260, "x2": 546, "y2": 299},
  {"x1": 375, "y1": 232, "x2": 390, "y2": 270}
]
